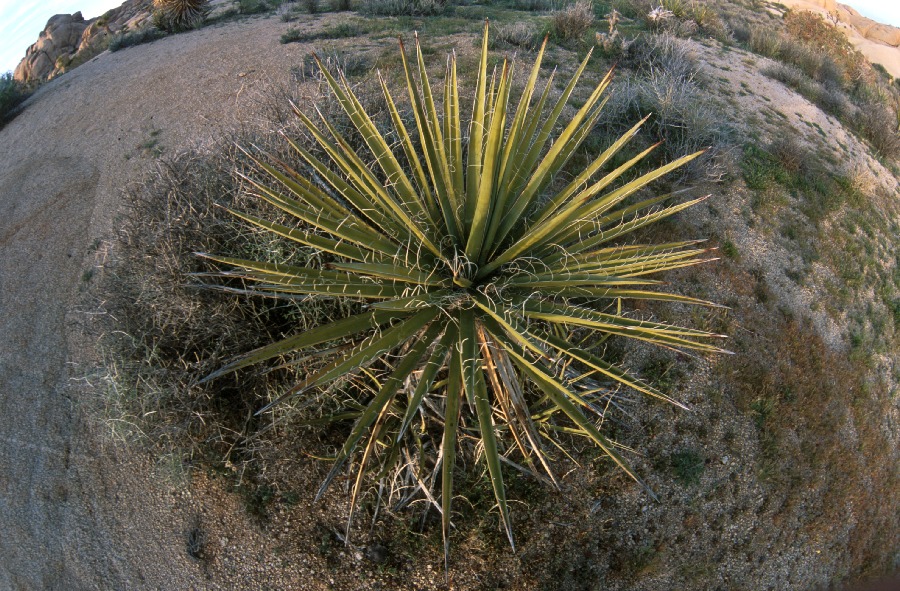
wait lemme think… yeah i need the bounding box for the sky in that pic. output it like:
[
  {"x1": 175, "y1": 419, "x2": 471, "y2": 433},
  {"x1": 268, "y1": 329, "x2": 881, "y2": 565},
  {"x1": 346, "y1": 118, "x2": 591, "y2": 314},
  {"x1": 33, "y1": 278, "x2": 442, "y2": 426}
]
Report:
[
  {"x1": 1, "y1": 0, "x2": 900, "y2": 76},
  {"x1": 851, "y1": 1, "x2": 900, "y2": 28}
]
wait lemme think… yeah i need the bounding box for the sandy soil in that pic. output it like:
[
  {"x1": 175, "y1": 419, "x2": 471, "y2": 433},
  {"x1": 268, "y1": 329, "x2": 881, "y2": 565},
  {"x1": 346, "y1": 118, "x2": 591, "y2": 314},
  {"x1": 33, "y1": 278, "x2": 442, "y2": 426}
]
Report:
[{"x1": 0, "y1": 14, "x2": 335, "y2": 589}]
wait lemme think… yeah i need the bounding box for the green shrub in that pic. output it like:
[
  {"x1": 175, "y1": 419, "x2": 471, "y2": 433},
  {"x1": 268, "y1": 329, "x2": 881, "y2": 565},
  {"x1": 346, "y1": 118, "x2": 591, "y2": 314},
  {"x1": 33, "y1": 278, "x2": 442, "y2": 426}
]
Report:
[
  {"x1": 783, "y1": 9, "x2": 870, "y2": 85},
  {"x1": 238, "y1": 0, "x2": 270, "y2": 14},
  {"x1": 0, "y1": 73, "x2": 29, "y2": 126},
  {"x1": 669, "y1": 449, "x2": 704, "y2": 485},
  {"x1": 721, "y1": 239, "x2": 739, "y2": 260},
  {"x1": 201, "y1": 24, "x2": 723, "y2": 564},
  {"x1": 762, "y1": 62, "x2": 850, "y2": 119},
  {"x1": 109, "y1": 28, "x2": 167, "y2": 51},
  {"x1": 601, "y1": 34, "x2": 731, "y2": 179},
  {"x1": 491, "y1": 22, "x2": 539, "y2": 49},
  {"x1": 508, "y1": 0, "x2": 553, "y2": 11},
  {"x1": 361, "y1": 0, "x2": 451, "y2": 16},
  {"x1": 281, "y1": 22, "x2": 368, "y2": 44},
  {"x1": 289, "y1": 51, "x2": 370, "y2": 81},
  {"x1": 852, "y1": 100, "x2": 900, "y2": 159},
  {"x1": 748, "y1": 26, "x2": 781, "y2": 58},
  {"x1": 659, "y1": 0, "x2": 686, "y2": 18}
]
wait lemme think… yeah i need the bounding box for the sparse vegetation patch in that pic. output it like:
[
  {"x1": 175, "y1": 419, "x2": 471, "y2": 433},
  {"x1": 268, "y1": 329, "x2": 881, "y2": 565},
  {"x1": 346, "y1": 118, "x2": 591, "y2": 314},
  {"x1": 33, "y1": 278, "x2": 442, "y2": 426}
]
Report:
[{"x1": 0, "y1": 73, "x2": 30, "y2": 126}]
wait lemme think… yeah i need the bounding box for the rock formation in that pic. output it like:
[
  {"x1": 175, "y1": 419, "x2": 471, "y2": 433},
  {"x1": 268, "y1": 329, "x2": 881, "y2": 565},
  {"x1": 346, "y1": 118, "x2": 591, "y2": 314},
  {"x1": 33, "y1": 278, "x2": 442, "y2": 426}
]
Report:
[
  {"x1": 13, "y1": 13, "x2": 90, "y2": 84},
  {"x1": 838, "y1": 5, "x2": 900, "y2": 47},
  {"x1": 13, "y1": 0, "x2": 153, "y2": 85}
]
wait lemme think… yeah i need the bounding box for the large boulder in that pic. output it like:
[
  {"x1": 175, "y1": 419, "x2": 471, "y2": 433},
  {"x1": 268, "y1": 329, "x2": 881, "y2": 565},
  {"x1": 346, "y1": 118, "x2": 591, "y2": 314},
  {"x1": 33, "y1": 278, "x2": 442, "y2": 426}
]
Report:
[{"x1": 14, "y1": 13, "x2": 89, "y2": 84}]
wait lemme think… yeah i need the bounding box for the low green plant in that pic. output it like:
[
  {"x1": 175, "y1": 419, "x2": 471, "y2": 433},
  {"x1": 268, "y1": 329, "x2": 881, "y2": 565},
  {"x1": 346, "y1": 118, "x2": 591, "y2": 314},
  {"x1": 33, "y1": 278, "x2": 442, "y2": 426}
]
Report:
[
  {"x1": 281, "y1": 22, "x2": 368, "y2": 43},
  {"x1": 669, "y1": 449, "x2": 704, "y2": 485},
  {"x1": 280, "y1": 27, "x2": 305, "y2": 43},
  {"x1": 202, "y1": 24, "x2": 724, "y2": 567},
  {"x1": 109, "y1": 27, "x2": 168, "y2": 51},
  {"x1": 238, "y1": 0, "x2": 270, "y2": 14},
  {"x1": 660, "y1": 0, "x2": 686, "y2": 18},
  {"x1": 721, "y1": 239, "x2": 739, "y2": 260},
  {"x1": 491, "y1": 21, "x2": 539, "y2": 49},
  {"x1": 361, "y1": 0, "x2": 450, "y2": 16},
  {"x1": 551, "y1": 0, "x2": 595, "y2": 41}
]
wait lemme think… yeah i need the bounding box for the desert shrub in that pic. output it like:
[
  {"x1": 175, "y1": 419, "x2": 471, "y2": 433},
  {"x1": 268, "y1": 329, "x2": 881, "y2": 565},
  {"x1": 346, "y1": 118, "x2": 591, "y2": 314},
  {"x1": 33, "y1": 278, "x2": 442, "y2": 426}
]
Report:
[
  {"x1": 778, "y1": 38, "x2": 823, "y2": 79},
  {"x1": 817, "y1": 56, "x2": 845, "y2": 87},
  {"x1": 106, "y1": 142, "x2": 339, "y2": 455},
  {"x1": 762, "y1": 62, "x2": 851, "y2": 119},
  {"x1": 196, "y1": 24, "x2": 722, "y2": 564},
  {"x1": 651, "y1": 0, "x2": 686, "y2": 18},
  {"x1": 277, "y1": 2, "x2": 298, "y2": 21},
  {"x1": 491, "y1": 22, "x2": 539, "y2": 49},
  {"x1": 281, "y1": 21, "x2": 368, "y2": 43},
  {"x1": 730, "y1": 21, "x2": 750, "y2": 44},
  {"x1": 595, "y1": 8, "x2": 630, "y2": 56},
  {"x1": 0, "y1": 73, "x2": 29, "y2": 126},
  {"x1": 238, "y1": 0, "x2": 270, "y2": 14},
  {"x1": 623, "y1": 31, "x2": 695, "y2": 81},
  {"x1": 762, "y1": 62, "x2": 818, "y2": 96},
  {"x1": 644, "y1": 5, "x2": 675, "y2": 30},
  {"x1": 361, "y1": 0, "x2": 451, "y2": 16},
  {"x1": 109, "y1": 27, "x2": 167, "y2": 51},
  {"x1": 769, "y1": 135, "x2": 804, "y2": 175},
  {"x1": 603, "y1": 34, "x2": 730, "y2": 179},
  {"x1": 152, "y1": 0, "x2": 209, "y2": 31},
  {"x1": 609, "y1": 0, "x2": 651, "y2": 20},
  {"x1": 748, "y1": 26, "x2": 781, "y2": 58},
  {"x1": 280, "y1": 27, "x2": 304, "y2": 43},
  {"x1": 508, "y1": 0, "x2": 553, "y2": 10},
  {"x1": 783, "y1": 9, "x2": 870, "y2": 85},
  {"x1": 840, "y1": 158, "x2": 877, "y2": 198},
  {"x1": 697, "y1": 12, "x2": 729, "y2": 41},
  {"x1": 303, "y1": 0, "x2": 319, "y2": 13},
  {"x1": 669, "y1": 449, "x2": 704, "y2": 485},
  {"x1": 815, "y1": 81, "x2": 849, "y2": 117},
  {"x1": 852, "y1": 100, "x2": 900, "y2": 159},
  {"x1": 551, "y1": 0, "x2": 595, "y2": 41},
  {"x1": 290, "y1": 50, "x2": 371, "y2": 82}
]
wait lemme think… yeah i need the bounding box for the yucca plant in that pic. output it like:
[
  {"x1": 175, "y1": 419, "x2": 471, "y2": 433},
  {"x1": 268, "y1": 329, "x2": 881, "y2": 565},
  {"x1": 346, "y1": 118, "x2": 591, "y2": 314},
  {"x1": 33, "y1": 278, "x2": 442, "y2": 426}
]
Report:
[
  {"x1": 152, "y1": 0, "x2": 208, "y2": 31},
  {"x1": 200, "y1": 23, "x2": 725, "y2": 567}
]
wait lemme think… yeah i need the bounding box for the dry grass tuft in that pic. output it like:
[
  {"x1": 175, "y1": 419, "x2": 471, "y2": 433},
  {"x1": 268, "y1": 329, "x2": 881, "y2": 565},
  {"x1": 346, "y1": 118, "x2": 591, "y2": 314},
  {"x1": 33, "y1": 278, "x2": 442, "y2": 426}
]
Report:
[{"x1": 551, "y1": 0, "x2": 595, "y2": 41}]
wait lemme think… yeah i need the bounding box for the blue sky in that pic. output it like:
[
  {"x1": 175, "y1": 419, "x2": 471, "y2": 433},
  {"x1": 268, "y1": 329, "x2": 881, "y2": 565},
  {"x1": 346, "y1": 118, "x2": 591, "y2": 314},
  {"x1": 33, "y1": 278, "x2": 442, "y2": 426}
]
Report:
[
  {"x1": 853, "y1": 1, "x2": 900, "y2": 28},
  {"x1": 1, "y1": 1, "x2": 899, "y2": 76}
]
